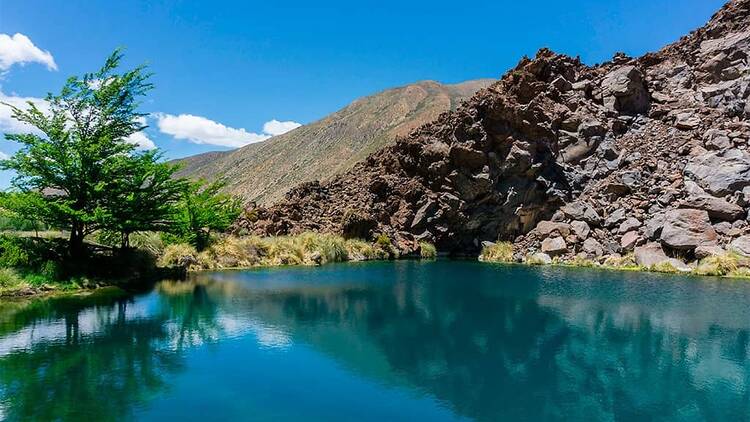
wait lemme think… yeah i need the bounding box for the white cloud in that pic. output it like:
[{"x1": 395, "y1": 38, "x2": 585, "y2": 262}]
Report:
[
  {"x1": 156, "y1": 113, "x2": 301, "y2": 148},
  {"x1": 262, "y1": 119, "x2": 301, "y2": 136},
  {"x1": 125, "y1": 131, "x2": 156, "y2": 150},
  {"x1": 125, "y1": 116, "x2": 156, "y2": 150},
  {"x1": 0, "y1": 151, "x2": 8, "y2": 160},
  {"x1": 0, "y1": 89, "x2": 49, "y2": 134},
  {"x1": 0, "y1": 33, "x2": 57, "y2": 72}
]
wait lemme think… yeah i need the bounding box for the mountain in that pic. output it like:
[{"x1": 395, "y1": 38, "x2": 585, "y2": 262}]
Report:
[
  {"x1": 173, "y1": 79, "x2": 493, "y2": 204},
  {"x1": 237, "y1": 0, "x2": 750, "y2": 265}
]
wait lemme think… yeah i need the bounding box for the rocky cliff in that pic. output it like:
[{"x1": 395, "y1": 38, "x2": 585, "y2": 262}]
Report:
[{"x1": 237, "y1": 0, "x2": 750, "y2": 264}]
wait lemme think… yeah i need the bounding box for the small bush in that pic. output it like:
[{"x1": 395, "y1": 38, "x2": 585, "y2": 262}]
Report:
[
  {"x1": 568, "y1": 255, "x2": 595, "y2": 267},
  {"x1": 0, "y1": 268, "x2": 23, "y2": 288},
  {"x1": 650, "y1": 261, "x2": 679, "y2": 274},
  {"x1": 419, "y1": 242, "x2": 437, "y2": 259},
  {"x1": 479, "y1": 242, "x2": 514, "y2": 263},
  {"x1": 603, "y1": 253, "x2": 638, "y2": 269},
  {"x1": 345, "y1": 239, "x2": 388, "y2": 261},
  {"x1": 158, "y1": 243, "x2": 198, "y2": 268}
]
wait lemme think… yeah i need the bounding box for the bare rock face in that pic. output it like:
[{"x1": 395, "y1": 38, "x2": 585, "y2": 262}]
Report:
[
  {"x1": 634, "y1": 243, "x2": 691, "y2": 271},
  {"x1": 237, "y1": 0, "x2": 750, "y2": 258},
  {"x1": 660, "y1": 209, "x2": 718, "y2": 251}
]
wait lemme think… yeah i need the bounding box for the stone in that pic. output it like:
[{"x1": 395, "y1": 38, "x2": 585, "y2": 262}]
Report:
[
  {"x1": 618, "y1": 217, "x2": 642, "y2": 234},
  {"x1": 604, "y1": 209, "x2": 627, "y2": 228},
  {"x1": 730, "y1": 235, "x2": 750, "y2": 257},
  {"x1": 694, "y1": 244, "x2": 726, "y2": 259},
  {"x1": 684, "y1": 149, "x2": 750, "y2": 196},
  {"x1": 634, "y1": 243, "x2": 669, "y2": 267},
  {"x1": 620, "y1": 231, "x2": 640, "y2": 251},
  {"x1": 582, "y1": 238, "x2": 604, "y2": 257},
  {"x1": 535, "y1": 221, "x2": 571, "y2": 237},
  {"x1": 528, "y1": 252, "x2": 553, "y2": 265},
  {"x1": 680, "y1": 193, "x2": 745, "y2": 221},
  {"x1": 643, "y1": 212, "x2": 665, "y2": 240},
  {"x1": 570, "y1": 220, "x2": 591, "y2": 239},
  {"x1": 660, "y1": 209, "x2": 718, "y2": 251},
  {"x1": 541, "y1": 236, "x2": 568, "y2": 256},
  {"x1": 634, "y1": 242, "x2": 691, "y2": 271},
  {"x1": 675, "y1": 112, "x2": 701, "y2": 130},
  {"x1": 601, "y1": 65, "x2": 650, "y2": 114}
]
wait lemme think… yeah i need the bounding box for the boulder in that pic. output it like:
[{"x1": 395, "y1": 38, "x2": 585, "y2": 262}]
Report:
[
  {"x1": 528, "y1": 252, "x2": 553, "y2": 265},
  {"x1": 695, "y1": 244, "x2": 726, "y2": 259},
  {"x1": 634, "y1": 242, "x2": 691, "y2": 271},
  {"x1": 730, "y1": 235, "x2": 750, "y2": 257},
  {"x1": 604, "y1": 209, "x2": 627, "y2": 228},
  {"x1": 570, "y1": 220, "x2": 591, "y2": 239},
  {"x1": 560, "y1": 202, "x2": 601, "y2": 225},
  {"x1": 618, "y1": 217, "x2": 642, "y2": 234},
  {"x1": 684, "y1": 149, "x2": 750, "y2": 196},
  {"x1": 601, "y1": 65, "x2": 650, "y2": 114},
  {"x1": 674, "y1": 112, "x2": 701, "y2": 130},
  {"x1": 582, "y1": 238, "x2": 604, "y2": 257},
  {"x1": 660, "y1": 209, "x2": 718, "y2": 251},
  {"x1": 680, "y1": 194, "x2": 745, "y2": 221},
  {"x1": 535, "y1": 221, "x2": 572, "y2": 237},
  {"x1": 541, "y1": 236, "x2": 568, "y2": 256},
  {"x1": 634, "y1": 243, "x2": 669, "y2": 267},
  {"x1": 620, "y1": 231, "x2": 640, "y2": 251}
]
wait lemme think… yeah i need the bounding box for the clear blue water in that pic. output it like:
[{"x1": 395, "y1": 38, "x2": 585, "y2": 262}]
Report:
[{"x1": 0, "y1": 261, "x2": 749, "y2": 421}]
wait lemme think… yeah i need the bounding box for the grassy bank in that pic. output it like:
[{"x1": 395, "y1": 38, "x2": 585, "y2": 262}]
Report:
[
  {"x1": 478, "y1": 242, "x2": 750, "y2": 280},
  {"x1": 158, "y1": 233, "x2": 436, "y2": 271}
]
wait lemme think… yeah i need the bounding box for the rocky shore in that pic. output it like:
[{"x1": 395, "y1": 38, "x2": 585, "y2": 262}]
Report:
[{"x1": 234, "y1": 0, "x2": 750, "y2": 275}]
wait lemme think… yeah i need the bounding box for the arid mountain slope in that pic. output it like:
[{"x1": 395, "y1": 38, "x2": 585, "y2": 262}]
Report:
[
  {"x1": 174, "y1": 79, "x2": 493, "y2": 204},
  {"x1": 238, "y1": 0, "x2": 750, "y2": 263}
]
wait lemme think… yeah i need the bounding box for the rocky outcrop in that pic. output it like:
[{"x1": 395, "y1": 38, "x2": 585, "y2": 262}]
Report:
[{"x1": 236, "y1": 0, "x2": 750, "y2": 262}]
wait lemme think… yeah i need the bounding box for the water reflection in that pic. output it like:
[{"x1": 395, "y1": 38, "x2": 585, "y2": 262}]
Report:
[{"x1": 0, "y1": 262, "x2": 749, "y2": 421}]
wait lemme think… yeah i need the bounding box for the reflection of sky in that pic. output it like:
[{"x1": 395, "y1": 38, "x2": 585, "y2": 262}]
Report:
[{"x1": 0, "y1": 295, "x2": 156, "y2": 357}]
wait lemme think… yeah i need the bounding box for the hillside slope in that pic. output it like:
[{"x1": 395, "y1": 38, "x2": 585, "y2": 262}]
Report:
[
  {"x1": 174, "y1": 79, "x2": 493, "y2": 204},
  {"x1": 238, "y1": 0, "x2": 750, "y2": 265}
]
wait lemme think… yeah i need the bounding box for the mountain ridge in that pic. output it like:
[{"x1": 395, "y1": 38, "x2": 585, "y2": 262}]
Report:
[{"x1": 173, "y1": 78, "x2": 494, "y2": 204}]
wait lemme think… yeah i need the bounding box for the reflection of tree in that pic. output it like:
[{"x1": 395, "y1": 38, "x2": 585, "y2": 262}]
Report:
[
  {"x1": 0, "y1": 283, "x2": 223, "y2": 422},
  {"x1": 157, "y1": 281, "x2": 223, "y2": 349},
  {"x1": 240, "y1": 264, "x2": 750, "y2": 421}
]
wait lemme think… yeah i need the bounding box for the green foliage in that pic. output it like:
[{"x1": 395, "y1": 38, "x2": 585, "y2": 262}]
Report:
[
  {"x1": 0, "y1": 192, "x2": 49, "y2": 232},
  {"x1": 419, "y1": 242, "x2": 437, "y2": 259},
  {"x1": 479, "y1": 242, "x2": 514, "y2": 263},
  {"x1": 0, "y1": 49, "x2": 181, "y2": 257},
  {"x1": 375, "y1": 233, "x2": 392, "y2": 247},
  {"x1": 0, "y1": 267, "x2": 23, "y2": 288},
  {"x1": 649, "y1": 261, "x2": 679, "y2": 274},
  {"x1": 170, "y1": 179, "x2": 242, "y2": 251}
]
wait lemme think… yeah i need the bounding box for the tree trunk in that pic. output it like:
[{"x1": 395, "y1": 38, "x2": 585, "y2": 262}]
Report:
[{"x1": 69, "y1": 222, "x2": 85, "y2": 260}]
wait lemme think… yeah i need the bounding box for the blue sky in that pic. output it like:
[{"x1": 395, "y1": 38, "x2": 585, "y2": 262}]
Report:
[{"x1": 0, "y1": 0, "x2": 727, "y2": 180}]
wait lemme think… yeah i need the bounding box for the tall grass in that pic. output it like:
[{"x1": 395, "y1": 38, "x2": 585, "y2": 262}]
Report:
[
  {"x1": 159, "y1": 232, "x2": 397, "y2": 270},
  {"x1": 478, "y1": 242, "x2": 514, "y2": 263}
]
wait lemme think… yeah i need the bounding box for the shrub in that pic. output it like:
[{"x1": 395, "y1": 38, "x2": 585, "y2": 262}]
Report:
[
  {"x1": 344, "y1": 239, "x2": 388, "y2": 261},
  {"x1": 419, "y1": 242, "x2": 437, "y2": 259},
  {"x1": 650, "y1": 261, "x2": 679, "y2": 274},
  {"x1": 603, "y1": 253, "x2": 638, "y2": 269},
  {"x1": 0, "y1": 268, "x2": 23, "y2": 288},
  {"x1": 158, "y1": 243, "x2": 198, "y2": 268},
  {"x1": 479, "y1": 242, "x2": 514, "y2": 263}
]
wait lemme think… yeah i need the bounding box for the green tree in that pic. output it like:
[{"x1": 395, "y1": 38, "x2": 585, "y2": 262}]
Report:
[
  {"x1": 0, "y1": 50, "x2": 176, "y2": 257},
  {"x1": 100, "y1": 151, "x2": 186, "y2": 248},
  {"x1": 0, "y1": 191, "x2": 49, "y2": 235},
  {"x1": 173, "y1": 179, "x2": 242, "y2": 251}
]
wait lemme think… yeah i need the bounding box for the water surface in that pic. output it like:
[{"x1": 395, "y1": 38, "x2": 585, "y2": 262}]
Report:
[{"x1": 1, "y1": 261, "x2": 749, "y2": 421}]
